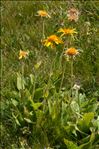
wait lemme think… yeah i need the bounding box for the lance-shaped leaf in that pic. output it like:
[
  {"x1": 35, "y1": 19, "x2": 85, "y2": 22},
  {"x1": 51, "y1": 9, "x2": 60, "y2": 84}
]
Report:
[{"x1": 64, "y1": 138, "x2": 79, "y2": 149}]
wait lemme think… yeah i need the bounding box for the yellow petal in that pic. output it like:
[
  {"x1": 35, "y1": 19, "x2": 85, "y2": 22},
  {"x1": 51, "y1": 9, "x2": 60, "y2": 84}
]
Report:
[
  {"x1": 19, "y1": 55, "x2": 22, "y2": 59},
  {"x1": 46, "y1": 41, "x2": 52, "y2": 47},
  {"x1": 58, "y1": 28, "x2": 64, "y2": 33}
]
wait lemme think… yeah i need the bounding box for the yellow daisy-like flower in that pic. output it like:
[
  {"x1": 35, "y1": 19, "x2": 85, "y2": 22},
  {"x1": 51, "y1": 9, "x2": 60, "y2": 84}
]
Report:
[
  {"x1": 64, "y1": 47, "x2": 79, "y2": 56},
  {"x1": 37, "y1": 10, "x2": 50, "y2": 18},
  {"x1": 19, "y1": 50, "x2": 29, "y2": 59},
  {"x1": 58, "y1": 28, "x2": 77, "y2": 37},
  {"x1": 42, "y1": 35, "x2": 63, "y2": 48}
]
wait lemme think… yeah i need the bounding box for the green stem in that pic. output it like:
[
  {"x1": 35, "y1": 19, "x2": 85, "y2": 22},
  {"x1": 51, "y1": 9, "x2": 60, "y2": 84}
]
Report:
[
  {"x1": 47, "y1": 52, "x2": 57, "y2": 87},
  {"x1": 32, "y1": 76, "x2": 36, "y2": 100},
  {"x1": 59, "y1": 42, "x2": 67, "y2": 91},
  {"x1": 70, "y1": 56, "x2": 73, "y2": 97},
  {"x1": 59, "y1": 41, "x2": 66, "y2": 69},
  {"x1": 32, "y1": 69, "x2": 38, "y2": 100},
  {"x1": 77, "y1": 89, "x2": 80, "y2": 106},
  {"x1": 20, "y1": 61, "x2": 25, "y2": 99},
  {"x1": 21, "y1": 61, "x2": 24, "y2": 90},
  {"x1": 42, "y1": 18, "x2": 45, "y2": 39},
  {"x1": 59, "y1": 62, "x2": 66, "y2": 92}
]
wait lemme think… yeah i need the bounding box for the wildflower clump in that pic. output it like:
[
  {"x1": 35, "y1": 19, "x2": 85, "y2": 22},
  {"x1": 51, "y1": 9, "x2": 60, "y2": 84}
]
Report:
[{"x1": 42, "y1": 35, "x2": 63, "y2": 48}]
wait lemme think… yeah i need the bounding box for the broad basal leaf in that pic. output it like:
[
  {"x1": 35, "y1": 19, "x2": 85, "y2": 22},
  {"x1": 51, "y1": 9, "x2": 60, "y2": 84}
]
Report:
[
  {"x1": 11, "y1": 98, "x2": 18, "y2": 106},
  {"x1": 30, "y1": 74, "x2": 34, "y2": 85},
  {"x1": 70, "y1": 101, "x2": 80, "y2": 113},
  {"x1": 64, "y1": 138, "x2": 79, "y2": 149},
  {"x1": 29, "y1": 97, "x2": 42, "y2": 110},
  {"x1": 17, "y1": 73, "x2": 25, "y2": 90},
  {"x1": 78, "y1": 112, "x2": 94, "y2": 132}
]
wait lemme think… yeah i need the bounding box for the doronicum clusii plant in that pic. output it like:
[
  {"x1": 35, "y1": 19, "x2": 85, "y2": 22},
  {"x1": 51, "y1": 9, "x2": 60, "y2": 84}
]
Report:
[
  {"x1": 10, "y1": 49, "x2": 55, "y2": 148},
  {"x1": 9, "y1": 25, "x2": 98, "y2": 149},
  {"x1": 56, "y1": 27, "x2": 78, "y2": 92},
  {"x1": 37, "y1": 10, "x2": 51, "y2": 39},
  {"x1": 64, "y1": 47, "x2": 79, "y2": 98},
  {"x1": 17, "y1": 50, "x2": 29, "y2": 91},
  {"x1": 7, "y1": 8, "x2": 98, "y2": 148}
]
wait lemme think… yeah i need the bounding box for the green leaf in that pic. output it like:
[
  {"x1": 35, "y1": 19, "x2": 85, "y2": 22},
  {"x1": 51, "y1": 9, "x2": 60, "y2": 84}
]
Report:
[
  {"x1": 89, "y1": 132, "x2": 95, "y2": 144},
  {"x1": 29, "y1": 97, "x2": 42, "y2": 110},
  {"x1": 43, "y1": 89, "x2": 49, "y2": 98},
  {"x1": 79, "y1": 133, "x2": 95, "y2": 149},
  {"x1": 81, "y1": 98, "x2": 97, "y2": 112},
  {"x1": 11, "y1": 98, "x2": 18, "y2": 106},
  {"x1": 83, "y1": 112, "x2": 94, "y2": 126},
  {"x1": 79, "y1": 135, "x2": 90, "y2": 144},
  {"x1": 12, "y1": 113, "x2": 21, "y2": 126},
  {"x1": 70, "y1": 101, "x2": 80, "y2": 113},
  {"x1": 78, "y1": 112, "x2": 94, "y2": 131},
  {"x1": 93, "y1": 116, "x2": 99, "y2": 130},
  {"x1": 79, "y1": 142, "x2": 92, "y2": 149},
  {"x1": 64, "y1": 138, "x2": 79, "y2": 149},
  {"x1": 63, "y1": 125, "x2": 76, "y2": 136},
  {"x1": 24, "y1": 118, "x2": 33, "y2": 123},
  {"x1": 48, "y1": 100, "x2": 52, "y2": 115},
  {"x1": 34, "y1": 88, "x2": 43, "y2": 100},
  {"x1": 48, "y1": 100, "x2": 60, "y2": 120},
  {"x1": 17, "y1": 73, "x2": 25, "y2": 90},
  {"x1": 32, "y1": 102, "x2": 42, "y2": 110},
  {"x1": 36, "y1": 110, "x2": 44, "y2": 127},
  {"x1": 61, "y1": 101, "x2": 68, "y2": 125},
  {"x1": 34, "y1": 61, "x2": 42, "y2": 69},
  {"x1": 30, "y1": 74, "x2": 34, "y2": 85},
  {"x1": 46, "y1": 147, "x2": 54, "y2": 149}
]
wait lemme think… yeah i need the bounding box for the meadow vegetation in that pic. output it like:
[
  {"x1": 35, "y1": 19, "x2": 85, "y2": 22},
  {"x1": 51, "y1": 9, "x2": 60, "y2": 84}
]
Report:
[{"x1": 1, "y1": 1, "x2": 99, "y2": 149}]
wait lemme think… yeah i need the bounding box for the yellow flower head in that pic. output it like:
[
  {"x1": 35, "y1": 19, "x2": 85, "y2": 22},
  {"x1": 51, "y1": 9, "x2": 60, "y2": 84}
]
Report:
[
  {"x1": 58, "y1": 28, "x2": 77, "y2": 37},
  {"x1": 42, "y1": 35, "x2": 63, "y2": 48},
  {"x1": 64, "y1": 47, "x2": 79, "y2": 56},
  {"x1": 19, "y1": 50, "x2": 29, "y2": 59},
  {"x1": 37, "y1": 10, "x2": 50, "y2": 18},
  {"x1": 67, "y1": 8, "x2": 79, "y2": 22}
]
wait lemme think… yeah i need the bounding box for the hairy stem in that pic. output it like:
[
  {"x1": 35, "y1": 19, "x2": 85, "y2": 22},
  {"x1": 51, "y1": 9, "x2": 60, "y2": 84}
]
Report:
[
  {"x1": 42, "y1": 19, "x2": 45, "y2": 39},
  {"x1": 70, "y1": 56, "x2": 73, "y2": 97},
  {"x1": 59, "y1": 62, "x2": 66, "y2": 91}
]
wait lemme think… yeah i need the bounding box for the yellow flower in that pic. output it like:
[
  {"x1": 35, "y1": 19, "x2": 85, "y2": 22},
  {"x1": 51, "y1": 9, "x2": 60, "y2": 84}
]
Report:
[
  {"x1": 58, "y1": 28, "x2": 77, "y2": 37},
  {"x1": 42, "y1": 35, "x2": 63, "y2": 48},
  {"x1": 19, "y1": 50, "x2": 29, "y2": 59},
  {"x1": 37, "y1": 10, "x2": 50, "y2": 18},
  {"x1": 64, "y1": 47, "x2": 79, "y2": 56}
]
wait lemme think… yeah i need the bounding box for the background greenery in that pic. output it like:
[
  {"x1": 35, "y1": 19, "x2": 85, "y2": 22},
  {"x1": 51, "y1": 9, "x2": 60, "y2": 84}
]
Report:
[{"x1": 1, "y1": 1, "x2": 99, "y2": 149}]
